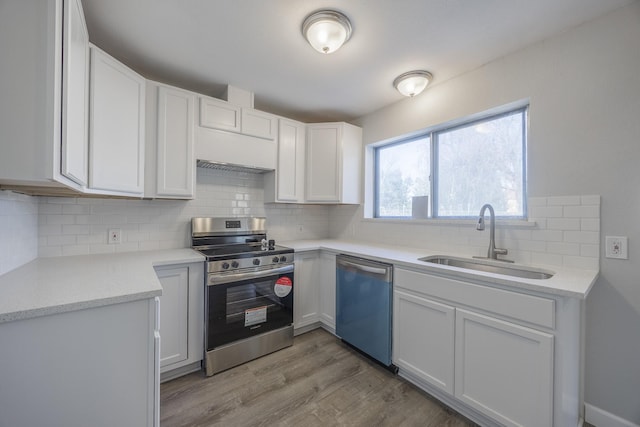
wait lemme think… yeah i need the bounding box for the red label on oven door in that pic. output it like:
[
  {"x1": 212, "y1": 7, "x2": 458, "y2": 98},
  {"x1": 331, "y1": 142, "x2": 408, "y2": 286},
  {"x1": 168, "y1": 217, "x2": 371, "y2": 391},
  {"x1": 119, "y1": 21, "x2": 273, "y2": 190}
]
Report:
[{"x1": 274, "y1": 277, "x2": 292, "y2": 297}]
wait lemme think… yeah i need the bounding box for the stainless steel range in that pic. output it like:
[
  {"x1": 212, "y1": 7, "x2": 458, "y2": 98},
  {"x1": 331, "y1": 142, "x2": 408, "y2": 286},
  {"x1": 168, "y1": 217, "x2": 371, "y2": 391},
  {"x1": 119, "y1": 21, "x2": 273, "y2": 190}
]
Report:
[{"x1": 191, "y1": 217, "x2": 294, "y2": 376}]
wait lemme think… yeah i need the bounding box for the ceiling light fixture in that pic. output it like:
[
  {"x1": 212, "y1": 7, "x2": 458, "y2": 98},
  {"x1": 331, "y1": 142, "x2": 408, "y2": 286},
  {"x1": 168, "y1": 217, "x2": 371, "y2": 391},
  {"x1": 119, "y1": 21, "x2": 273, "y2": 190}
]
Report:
[
  {"x1": 393, "y1": 70, "x2": 433, "y2": 97},
  {"x1": 302, "y1": 10, "x2": 352, "y2": 54}
]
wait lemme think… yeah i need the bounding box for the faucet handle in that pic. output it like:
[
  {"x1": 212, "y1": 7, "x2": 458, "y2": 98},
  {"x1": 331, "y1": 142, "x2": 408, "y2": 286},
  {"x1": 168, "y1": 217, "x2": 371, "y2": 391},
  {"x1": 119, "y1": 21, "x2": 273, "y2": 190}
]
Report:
[{"x1": 494, "y1": 248, "x2": 508, "y2": 256}]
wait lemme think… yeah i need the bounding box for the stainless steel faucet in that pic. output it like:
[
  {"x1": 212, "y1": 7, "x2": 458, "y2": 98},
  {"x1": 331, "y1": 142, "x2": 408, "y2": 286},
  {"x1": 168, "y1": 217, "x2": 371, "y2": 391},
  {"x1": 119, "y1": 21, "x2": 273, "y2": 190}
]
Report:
[{"x1": 476, "y1": 204, "x2": 509, "y2": 261}]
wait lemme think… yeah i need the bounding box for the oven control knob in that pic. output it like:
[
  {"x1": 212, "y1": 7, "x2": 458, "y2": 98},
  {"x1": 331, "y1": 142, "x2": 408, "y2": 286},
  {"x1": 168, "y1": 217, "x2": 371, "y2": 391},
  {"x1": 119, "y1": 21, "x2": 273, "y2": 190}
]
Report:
[
  {"x1": 279, "y1": 256, "x2": 287, "y2": 263},
  {"x1": 221, "y1": 262, "x2": 230, "y2": 270},
  {"x1": 231, "y1": 261, "x2": 239, "y2": 268},
  {"x1": 253, "y1": 258, "x2": 261, "y2": 266},
  {"x1": 272, "y1": 256, "x2": 280, "y2": 263}
]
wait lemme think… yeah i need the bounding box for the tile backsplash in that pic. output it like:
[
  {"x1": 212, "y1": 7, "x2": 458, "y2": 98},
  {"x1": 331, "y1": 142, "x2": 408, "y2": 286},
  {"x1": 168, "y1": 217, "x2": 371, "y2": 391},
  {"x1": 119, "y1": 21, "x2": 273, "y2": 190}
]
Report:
[
  {"x1": 0, "y1": 172, "x2": 599, "y2": 273},
  {"x1": 329, "y1": 195, "x2": 600, "y2": 270},
  {"x1": 0, "y1": 190, "x2": 38, "y2": 275},
  {"x1": 37, "y1": 168, "x2": 329, "y2": 257}
]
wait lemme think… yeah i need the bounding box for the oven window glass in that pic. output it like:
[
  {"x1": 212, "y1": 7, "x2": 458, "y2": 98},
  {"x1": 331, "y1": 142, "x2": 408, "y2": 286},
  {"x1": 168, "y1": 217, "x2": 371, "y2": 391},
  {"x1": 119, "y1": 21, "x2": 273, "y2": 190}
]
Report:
[
  {"x1": 226, "y1": 281, "x2": 284, "y2": 325},
  {"x1": 207, "y1": 273, "x2": 294, "y2": 350}
]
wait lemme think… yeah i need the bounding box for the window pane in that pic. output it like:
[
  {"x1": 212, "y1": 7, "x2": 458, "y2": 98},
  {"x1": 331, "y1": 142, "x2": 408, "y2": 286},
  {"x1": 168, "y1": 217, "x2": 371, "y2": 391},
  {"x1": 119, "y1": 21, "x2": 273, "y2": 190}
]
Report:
[
  {"x1": 376, "y1": 137, "x2": 430, "y2": 217},
  {"x1": 436, "y1": 110, "x2": 525, "y2": 217}
]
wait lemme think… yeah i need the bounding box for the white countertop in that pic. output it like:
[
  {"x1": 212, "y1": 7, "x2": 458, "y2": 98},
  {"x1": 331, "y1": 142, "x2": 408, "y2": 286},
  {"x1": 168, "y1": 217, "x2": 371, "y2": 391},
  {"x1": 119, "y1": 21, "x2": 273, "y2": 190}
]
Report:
[
  {"x1": 282, "y1": 239, "x2": 598, "y2": 299},
  {"x1": 0, "y1": 249, "x2": 204, "y2": 324}
]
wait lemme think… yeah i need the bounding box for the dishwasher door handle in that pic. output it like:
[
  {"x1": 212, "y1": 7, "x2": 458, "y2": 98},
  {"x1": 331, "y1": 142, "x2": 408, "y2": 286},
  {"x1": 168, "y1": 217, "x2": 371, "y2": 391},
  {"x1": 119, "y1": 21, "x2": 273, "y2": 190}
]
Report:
[{"x1": 338, "y1": 259, "x2": 389, "y2": 276}]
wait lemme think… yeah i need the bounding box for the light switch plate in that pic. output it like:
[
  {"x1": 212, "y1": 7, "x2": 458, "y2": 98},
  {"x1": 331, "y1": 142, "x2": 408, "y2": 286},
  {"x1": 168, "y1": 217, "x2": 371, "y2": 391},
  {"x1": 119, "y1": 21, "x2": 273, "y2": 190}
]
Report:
[{"x1": 605, "y1": 236, "x2": 628, "y2": 259}]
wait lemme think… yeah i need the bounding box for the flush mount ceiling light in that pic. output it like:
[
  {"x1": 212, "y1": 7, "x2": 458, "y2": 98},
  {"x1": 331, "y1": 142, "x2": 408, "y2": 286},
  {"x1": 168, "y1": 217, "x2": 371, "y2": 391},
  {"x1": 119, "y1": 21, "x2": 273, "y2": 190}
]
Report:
[
  {"x1": 393, "y1": 70, "x2": 433, "y2": 97},
  {"x1": 302, "y1": 10, "x2": 352, "y2": 54}
]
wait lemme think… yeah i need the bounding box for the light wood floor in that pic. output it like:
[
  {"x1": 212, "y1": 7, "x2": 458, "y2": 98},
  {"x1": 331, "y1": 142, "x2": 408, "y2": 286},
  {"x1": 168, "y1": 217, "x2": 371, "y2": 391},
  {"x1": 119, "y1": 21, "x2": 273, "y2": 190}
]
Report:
[{"x1": 161, "y1": 328, "x2": 477, "y2": 427}]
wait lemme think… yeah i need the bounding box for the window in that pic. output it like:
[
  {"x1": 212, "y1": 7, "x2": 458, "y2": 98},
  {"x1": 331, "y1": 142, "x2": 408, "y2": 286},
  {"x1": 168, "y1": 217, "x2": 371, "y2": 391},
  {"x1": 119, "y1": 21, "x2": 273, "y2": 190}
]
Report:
[{"x1": 374, "y1": 106, "x2": 527, "y2": 219}]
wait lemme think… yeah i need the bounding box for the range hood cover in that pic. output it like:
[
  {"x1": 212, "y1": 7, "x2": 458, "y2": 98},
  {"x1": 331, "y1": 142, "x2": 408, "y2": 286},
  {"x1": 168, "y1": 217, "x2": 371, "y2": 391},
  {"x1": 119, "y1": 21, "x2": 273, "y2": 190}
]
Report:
[{"x1": 196, "y1": 159, "x2": 273, "y2": 174}]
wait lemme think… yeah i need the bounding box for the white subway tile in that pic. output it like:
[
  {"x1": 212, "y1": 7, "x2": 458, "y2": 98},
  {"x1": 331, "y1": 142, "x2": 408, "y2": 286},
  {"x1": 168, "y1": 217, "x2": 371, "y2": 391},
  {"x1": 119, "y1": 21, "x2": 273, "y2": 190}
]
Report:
[
  {"x1": 547, "y1": 242, "x2": 580, "y2": 256},
  {"x1": 564, "y1": 230, "x2": 600, "y2": 244},
  {"x1": 62, "y1": 224, "x2": 90, "y2": 235},
  {"x1": 47, "y1": 215, "x2": 75, "y2": 225},
  {"x1": 547, "y1": 218, "x2": 581, "y2": 231},
  {"x1": 547, "y1": 195, "x2": 581, "y2": 206},
  {"x1": 581, "y1": 218, "x2": 600, "y2": 231},
  {"x1": 531, "y1": 229, "x2": 563, "y2": 242},
  {"x1": 580, "y1": 195, "x2": 601, "y2": 206},
  {"x1": 529, "y1": 206, "x2": 563, "y2": 218},
  {"x1": 62, "y1": 204, "x2": 91, "y2": 215},
  {"x1": 563, "y1": 205, "x2": 600, "y2": 218}
]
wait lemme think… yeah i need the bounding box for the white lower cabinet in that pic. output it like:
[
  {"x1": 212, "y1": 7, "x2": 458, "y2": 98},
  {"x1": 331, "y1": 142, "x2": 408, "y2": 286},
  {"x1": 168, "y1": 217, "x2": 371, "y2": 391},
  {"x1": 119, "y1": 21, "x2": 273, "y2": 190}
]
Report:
[
  {"x1": 0, "y1": 298, "x2": 159, "y2": 427},
  {"x1": 154, "y1": 262, "x2": 204, "y2": 380},
  {"x1": 294, "y1": 251, "x2": 320, "y2": 330},
  {"x1": 394, "y1": 267, "x2": 578, "y2": 427},
  {"x1": 393, "y1": 290, "x2": 455, "y2": 394},
  {"x1": 319, "y1": 251, "x2": 337, "y2": 331},
  {"x1": 454, "y1": 309, "x2": 553, "y2": 427},
  {"x1": 293, "y1": 250, "x2": 336, "y2": 333}
]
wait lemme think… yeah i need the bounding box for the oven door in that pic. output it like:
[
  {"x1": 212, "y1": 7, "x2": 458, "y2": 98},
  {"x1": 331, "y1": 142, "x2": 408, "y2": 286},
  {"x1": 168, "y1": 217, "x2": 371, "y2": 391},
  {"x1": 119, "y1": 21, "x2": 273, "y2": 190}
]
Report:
[{"x1": 206, "y1": 264, "x2": 294, "y2": 350}]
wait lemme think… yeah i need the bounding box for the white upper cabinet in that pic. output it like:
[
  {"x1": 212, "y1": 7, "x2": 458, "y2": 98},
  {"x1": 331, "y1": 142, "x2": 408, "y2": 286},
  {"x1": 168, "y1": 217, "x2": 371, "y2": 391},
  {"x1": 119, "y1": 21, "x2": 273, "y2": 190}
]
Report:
[
  {"x1": 60, "y1": 0, "x2": 90, "y2": 186},
  {"x1": 195, "y1": 95, "x2": 277, "y2": 171},
  {"x1": 241, "y1": 108, "x2": 277, "y2": 140},
  {"x1": 264, "y1": 118, "x2": 306, "y2": 203},
  {"x1": 199, "y1": 97, "x2": 277, "y2": 140},
  {"x1": 88, "y1": 45, "x2": 145, "y2": 196},
  {"x1": 145, "y1": 82, "x2": 195, "y2": 199},
  {"x1": 0, "y1": 0, "x2": 89, "y2": 192},
  {"x1": 199, "y1": 96, "x2": 240, "y2": 133},
  {"x1": 305, "y1": 122, "x2": 362, "y2": 204}
]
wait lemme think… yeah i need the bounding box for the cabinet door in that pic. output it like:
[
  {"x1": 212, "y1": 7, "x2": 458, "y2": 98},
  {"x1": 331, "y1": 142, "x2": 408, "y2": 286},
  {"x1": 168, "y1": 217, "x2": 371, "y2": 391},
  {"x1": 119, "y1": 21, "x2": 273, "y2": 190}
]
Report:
[
  {"x1": 156, "y1": 86, "x2": 195, "y2": 198},
  {"x1": 89, "y1": 46, "x2": 145, "y2": 195},
  {"x1": 276, "y1": 119, "x2": 305, "y2": 202},
  {"x1": 293, "y1": 251, "x2": 320, "y2": 329},
  {"x1": 319, "y1": 252, "x2": 337, "y2": 330},
  {"x1": 60, "y1": 0, "x2": 89, "y2": 186},
  {"x1": 306, "y1": 124, "x2": 341, "y2": 202},
  {"x1": 0, "y1": 299, "x2": 157, "y2": 427},
  {"x1": 393, "y1": 290, "x2": 455, "y2": 394},
  {"x1": 241, "y1": 108, "x2": 277, "y2": 140},
  {"x1": 455, "y1": 309, "x2": 554, "y2": 427},
  {"x1": 156, "y1": 266, "x2": 189, "y2": 369},
  {"x1": 199, "y1": 96, "x2": 240, "y2": 133}
]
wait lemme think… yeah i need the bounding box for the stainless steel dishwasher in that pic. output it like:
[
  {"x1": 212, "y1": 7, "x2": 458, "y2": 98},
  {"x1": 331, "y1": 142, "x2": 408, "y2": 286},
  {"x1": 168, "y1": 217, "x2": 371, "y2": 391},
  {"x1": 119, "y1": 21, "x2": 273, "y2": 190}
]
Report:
[{"x1": 336, "y1": 254, "x2": 396, "y2": 372}]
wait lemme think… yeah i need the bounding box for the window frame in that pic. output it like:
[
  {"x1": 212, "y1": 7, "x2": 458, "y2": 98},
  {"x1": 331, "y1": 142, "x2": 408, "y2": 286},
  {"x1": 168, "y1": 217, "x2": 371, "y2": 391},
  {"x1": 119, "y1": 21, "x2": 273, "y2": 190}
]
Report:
[{"x1": 373, "y1": 104, "x2": 528, "y2": 220}]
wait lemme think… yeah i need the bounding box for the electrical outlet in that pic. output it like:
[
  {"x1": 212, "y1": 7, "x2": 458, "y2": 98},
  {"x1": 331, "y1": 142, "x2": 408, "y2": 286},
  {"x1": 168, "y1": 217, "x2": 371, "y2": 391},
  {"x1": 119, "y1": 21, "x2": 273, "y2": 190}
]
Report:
[
  {"x1": 605, "y1": 236, "x2": 627, "y2": 259},
  {"x1": 108, "y1": 229, "x2": 121, "y2": 244}
]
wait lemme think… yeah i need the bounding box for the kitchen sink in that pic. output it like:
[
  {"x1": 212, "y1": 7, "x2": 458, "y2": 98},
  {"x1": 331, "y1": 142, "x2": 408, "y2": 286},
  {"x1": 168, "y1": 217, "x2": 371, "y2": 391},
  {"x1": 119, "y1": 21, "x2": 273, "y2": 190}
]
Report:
[{"x1": 418, "y1": 255, "x2": 555, "y2": 280}]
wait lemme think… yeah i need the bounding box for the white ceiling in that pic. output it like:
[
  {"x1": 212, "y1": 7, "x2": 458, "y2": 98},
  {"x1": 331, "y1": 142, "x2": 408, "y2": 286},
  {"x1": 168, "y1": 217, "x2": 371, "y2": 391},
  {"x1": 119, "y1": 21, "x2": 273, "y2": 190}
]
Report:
[{"x1": 81, "y1": 0, "x2": 635, "y2": 123}]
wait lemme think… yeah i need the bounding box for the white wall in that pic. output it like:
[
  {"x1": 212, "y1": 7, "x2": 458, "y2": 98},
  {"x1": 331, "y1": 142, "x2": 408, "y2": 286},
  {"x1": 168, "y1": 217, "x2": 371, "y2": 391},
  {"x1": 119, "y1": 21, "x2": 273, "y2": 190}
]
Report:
[
  {"x1": 0, "y1": 190, "x2": 38, "y2": 275},
  {"x1": 343, "y1": 2, "x2": 640, "y2": 424},
  {"x1": 37, "y1": 168, "x2": 329, "y2": 257}
]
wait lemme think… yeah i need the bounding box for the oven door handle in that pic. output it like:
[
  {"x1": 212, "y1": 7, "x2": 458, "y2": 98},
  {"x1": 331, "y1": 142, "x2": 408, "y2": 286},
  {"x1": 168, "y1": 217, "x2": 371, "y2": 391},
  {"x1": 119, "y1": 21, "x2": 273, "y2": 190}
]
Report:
[{"x1": 208, "y1": 264, "x2": 294, "y2": 286}]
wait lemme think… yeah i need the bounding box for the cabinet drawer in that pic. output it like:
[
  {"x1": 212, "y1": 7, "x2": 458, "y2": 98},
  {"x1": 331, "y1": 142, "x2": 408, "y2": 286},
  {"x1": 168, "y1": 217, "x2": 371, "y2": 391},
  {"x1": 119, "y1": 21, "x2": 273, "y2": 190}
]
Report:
[{"x1": 395, "y1": 268, "x2": 555, "y2": 329}]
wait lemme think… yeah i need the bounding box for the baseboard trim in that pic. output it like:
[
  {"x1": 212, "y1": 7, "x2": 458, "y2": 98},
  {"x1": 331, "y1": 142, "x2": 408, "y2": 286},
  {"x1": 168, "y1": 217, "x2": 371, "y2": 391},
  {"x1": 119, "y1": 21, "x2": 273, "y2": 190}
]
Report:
[{"x1": 585, "y1": 403, "x2": 640, "y2": 427}]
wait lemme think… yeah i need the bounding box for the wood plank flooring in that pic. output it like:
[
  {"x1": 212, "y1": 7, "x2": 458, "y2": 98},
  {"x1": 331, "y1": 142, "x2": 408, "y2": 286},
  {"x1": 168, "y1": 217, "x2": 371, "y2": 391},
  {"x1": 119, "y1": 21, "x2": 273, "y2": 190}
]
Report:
[{"x1": 161, "y1": 328, "x2": 476, "y2": 427}]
